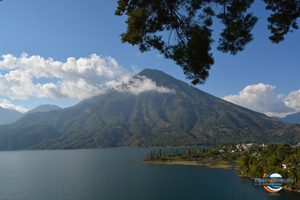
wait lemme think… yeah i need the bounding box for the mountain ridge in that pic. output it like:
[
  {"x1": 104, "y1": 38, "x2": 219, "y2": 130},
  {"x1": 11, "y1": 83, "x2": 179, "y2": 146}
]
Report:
[
  {"x1": 0, "y1": 107, "x2": 23, "y2": 125},
  {"x1": 274, "y1": 112, "x2": 300, "y2": 124},
  {"x1": 0, "y1": 69, "x2": 295, "y2": 150},
  {"x1": 25, "y1": 104, "x2": 62, "y2": 114},
  {"x1": 0, "y1": 104, "x2": 62, "y2": 126}
]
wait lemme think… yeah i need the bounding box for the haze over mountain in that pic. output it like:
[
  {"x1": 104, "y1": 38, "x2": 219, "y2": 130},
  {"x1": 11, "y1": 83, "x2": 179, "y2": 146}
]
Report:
[
  {"x1": 25, "y1": 104, "x2": 62, "y2": 115},
  {"x1": 274, "y1": 112, "x2": 300, "y2": 124},
  {"x1": 0, "y1": 69, "x2": 295, "y2": 150},
  {"x1": 0, "y1": 107, "x2": 23, "y2": 125},
  {"x1": 0, "y1": 104, "x2": 62, "y2": 126}
]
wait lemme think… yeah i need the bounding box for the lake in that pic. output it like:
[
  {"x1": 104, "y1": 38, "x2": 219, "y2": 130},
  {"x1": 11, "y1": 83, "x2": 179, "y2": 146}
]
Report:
[{"x1": 0, "y1": 148, "x2": 300, "y2": 200}]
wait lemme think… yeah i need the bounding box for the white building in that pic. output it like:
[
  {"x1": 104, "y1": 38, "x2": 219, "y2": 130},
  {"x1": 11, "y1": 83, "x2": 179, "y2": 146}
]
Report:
[{"x1": 282, "y1": 163, "x2": 291, "y2": 169}]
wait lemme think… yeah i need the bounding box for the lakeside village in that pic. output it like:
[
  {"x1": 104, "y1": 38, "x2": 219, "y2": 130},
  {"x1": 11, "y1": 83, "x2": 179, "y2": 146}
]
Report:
[{"x1": 142, "y1": 143, "x2": 300, "y2": 192}]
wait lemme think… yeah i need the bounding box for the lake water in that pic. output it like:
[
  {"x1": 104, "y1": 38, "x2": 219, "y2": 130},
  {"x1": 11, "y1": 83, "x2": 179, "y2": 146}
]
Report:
[{"x1": 0, "y1": 148, "x2": 300, "y2": 200}]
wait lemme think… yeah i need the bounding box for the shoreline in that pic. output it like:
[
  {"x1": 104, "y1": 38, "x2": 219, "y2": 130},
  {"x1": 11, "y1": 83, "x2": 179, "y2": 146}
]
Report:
[
  {"x1": 138, "y1": 158, "x2": 300, "y2": 193},
  {"x1": 138, "y1": 159, "x2": 237, "y2": 170}
]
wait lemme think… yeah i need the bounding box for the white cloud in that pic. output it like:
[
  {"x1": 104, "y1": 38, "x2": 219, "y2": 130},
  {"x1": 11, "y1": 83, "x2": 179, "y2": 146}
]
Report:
[
  {"x1": 0, "y1": 99, "x2": 28, "y2": 113},
  {"x1": 111, "y1": 75, "x2": 175, "y2": 95},
  {"x1": 276, "y1": 94, "x2": 284, "y2": 99},
  {"x1": 156, "y1": 54, "x2": 163, "y2": 58},
  {"x1": 265, "y1": 111, "x2": 297, "y2": 118},
  {"x1": 0, "y1": 53, "x2": 174, "y2": 100},
  {"x1": 131, "y1": 65, "x2": 141, "y2": 74},
  {"x1": 223, "y1": 83, "x2": 295, "y2": 117},
  {"x1": 283, "y1": 89, "x2": 300, "y2": 112},
  {"x1": 39, "y1": 82, "x2": 67, "y2": 99}
]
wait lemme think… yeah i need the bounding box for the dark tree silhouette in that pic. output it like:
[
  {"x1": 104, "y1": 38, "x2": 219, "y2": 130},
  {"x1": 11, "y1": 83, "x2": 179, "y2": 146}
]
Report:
[{"x1": 116, "y1": 0, "x2": 300, "y2": 85}]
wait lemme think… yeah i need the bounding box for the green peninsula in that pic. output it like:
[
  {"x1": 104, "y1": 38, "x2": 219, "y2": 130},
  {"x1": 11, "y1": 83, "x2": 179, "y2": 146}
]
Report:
[
  {"x1": 140, "y1": 143, "x2": 300, "y2": 192},
  {"x1": 141, "y1": 159, "x2": 235, "y2": 170},
  {"x1": 140, "y1": 146, "x2": 239, "y2": 170}
]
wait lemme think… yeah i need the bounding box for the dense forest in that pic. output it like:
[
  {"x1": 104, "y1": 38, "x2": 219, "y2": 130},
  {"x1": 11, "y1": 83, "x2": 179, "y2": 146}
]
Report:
[{"x1": 0, "y1": 69, "x2": 294, "y2": 150}]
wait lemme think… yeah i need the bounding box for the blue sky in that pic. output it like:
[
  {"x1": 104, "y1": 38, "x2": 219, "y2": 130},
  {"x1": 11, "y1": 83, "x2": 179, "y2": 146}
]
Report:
[{"x1": 0, "y1": 0, "x2": 299, "y2": 117}]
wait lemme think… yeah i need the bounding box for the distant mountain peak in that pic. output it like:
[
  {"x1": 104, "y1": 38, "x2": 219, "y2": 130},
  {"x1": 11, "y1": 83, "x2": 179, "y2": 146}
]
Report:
[
  {"x1": 108, "y1": 69, "x2": 176, "y2": 96},
  {"x1": 25, "y1": 104, "x2": 62, "y2": 114},
  {"x1": 275, "y1": 112, "x2": 300, "y2": 124},
  {"x1": 0, "y1": 107, "x2": 23, "y2": 125},
  {"x1": 0, "y1": 104, "x2": 63, "y2": 126},
  {"x1": 138, "y1": 69, "x2": 173, "y2": 81},
  {"x1": 138, "y1": 68, "x2": 162, "y2": 74},
  {"x1": 0, "y1": 70, "x2": 292, "y2": 150}
]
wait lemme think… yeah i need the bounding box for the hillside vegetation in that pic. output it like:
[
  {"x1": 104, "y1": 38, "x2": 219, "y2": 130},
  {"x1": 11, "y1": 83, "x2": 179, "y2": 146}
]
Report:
[{"x1": 0, "y1": 69, "x2": 295, "y2": 150}]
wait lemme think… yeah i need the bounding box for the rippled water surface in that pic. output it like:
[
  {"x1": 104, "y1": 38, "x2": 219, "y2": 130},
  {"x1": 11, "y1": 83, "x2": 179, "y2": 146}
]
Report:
[{"x1": 0, "y1": 148, "x2": 299, "y2": 200}]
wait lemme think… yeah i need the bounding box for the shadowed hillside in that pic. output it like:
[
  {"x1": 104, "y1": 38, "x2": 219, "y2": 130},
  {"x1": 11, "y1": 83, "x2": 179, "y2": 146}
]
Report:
[{"x1": 0, "y1": 69, "x2": 289, "y2": 150}]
